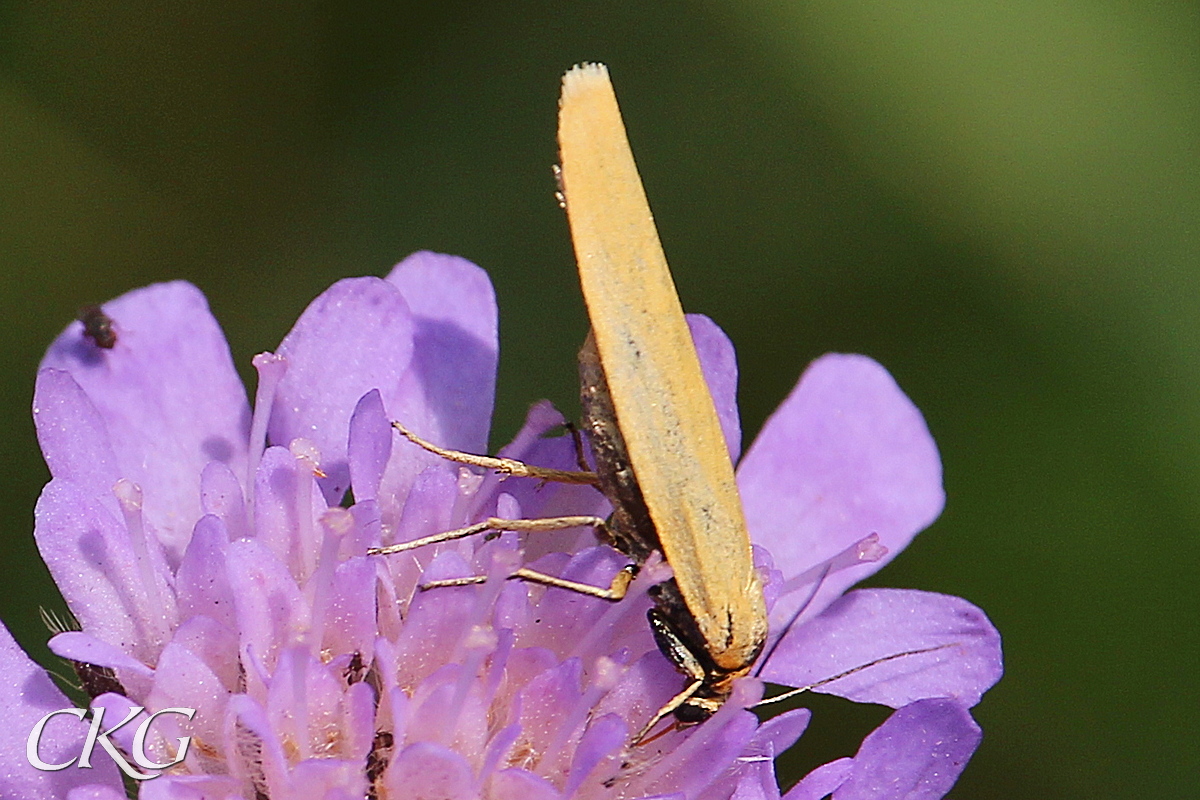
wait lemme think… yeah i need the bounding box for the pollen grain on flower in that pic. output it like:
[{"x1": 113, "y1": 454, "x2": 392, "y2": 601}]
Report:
[{"x1": 0, "y1": 252, "x2": 1001, "y2": 800}]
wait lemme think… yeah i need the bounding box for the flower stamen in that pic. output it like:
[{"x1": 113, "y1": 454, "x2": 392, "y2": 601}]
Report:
[
  {"x1": 113, "y1": 478, "x2": 169, "y2": 647},
  {"x1": 248, "y1": 351, "x2": 288, "y2": 510}
]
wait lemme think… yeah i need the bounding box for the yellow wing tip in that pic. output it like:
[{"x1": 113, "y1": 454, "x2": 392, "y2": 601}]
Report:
[{"x1": 561, "y1": 62, "x2": 611, "y2": 102}]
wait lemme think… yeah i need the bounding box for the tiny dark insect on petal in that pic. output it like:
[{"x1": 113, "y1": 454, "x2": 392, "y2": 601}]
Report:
[
  {"x1": 366, "y1": 729, "x2": 394, "y2": 799},
  {"x1": 72, "y1": 659, "x2": 125, "y2": 699},
  {"x1": 78, "y1": 305, "x2": 117, "y2": 349},
  {"x1": 344, "y1": 651, "x2": 366, "y2": 685}
]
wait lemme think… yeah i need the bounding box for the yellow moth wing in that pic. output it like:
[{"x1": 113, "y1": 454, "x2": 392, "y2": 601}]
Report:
[{"x1": 557, "y1": 64, "x2": 766, "y2": 670}]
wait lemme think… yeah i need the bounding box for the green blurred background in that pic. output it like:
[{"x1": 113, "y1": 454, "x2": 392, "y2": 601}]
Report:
[{"x1": 2, "y1": 2, "x2": 1197, "y2": 797}]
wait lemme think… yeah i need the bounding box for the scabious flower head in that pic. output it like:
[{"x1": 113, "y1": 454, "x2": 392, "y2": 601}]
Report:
[{"x1": 1, "y1": 251, "x2": 1000, "y2": 800}]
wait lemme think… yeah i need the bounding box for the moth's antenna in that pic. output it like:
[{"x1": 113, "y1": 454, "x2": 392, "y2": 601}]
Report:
[{"x1": 753, "y1": 642, "x2": 959, "y2": 709}]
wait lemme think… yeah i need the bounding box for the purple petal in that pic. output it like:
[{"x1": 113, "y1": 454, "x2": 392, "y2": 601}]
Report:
[
  {"x1": 88, "y1": 693, "x2": 144, "y2": 752},
  {"x1": 145, "y1": 640, "x2": 228, "y2": 747},
  {"x1": 287, "y1": 759, "x2": 369, "y2": 800},
  {"x1": 592, "y1": 649, "x2": 683, "y2": 731},
  {"x1": 383, "y1": 741, "x2": 475, "y2": 800},
  {"x1": 35, "y1": 478, "x2": 173, "y2": 661},
  {"x1": 138, "y1": 775, "x2": 243, "y2": 800},
  {"x1": 760, "y1": 589, "x2": 1002, "y2": 709},
  {"x1": 176, "y1": 514, "x2": 236, "y2": 631},
  {"x1": 0, "y1": 622, "x2": 123, "y2": 797},
  {"x1": 784, "y1": 759, "x2": 852, "y2": 800},
  {"x1": 385, "y1": 250, "x2": 498, "y2": 455},
  {"x1": 700, "y1": 709, "x2": 802, "y2": 800},
  {"x1": 833, "y1": 699, "x2": 981, "y2": 800},
  {"x1": 565, "y1": 713, "x2": 628, "y2": 796},
  {"x1": 264, "y1": 649, "x2": 347, "y2": 761},
  {"x1": 348, "y1": 389, "x2": 392, "y2": 502},
  {"x1": 343, "y1": 681, "x2": 377, "y2": 762},
  {"x1": 269, "y1": 277, "x2": 415, "y2": 504},
  {"x1": 747, "y1": 707, "x2": 811, "y2": 760},
  {"x1": 378, "y1": 253, "x2": 500, "y2": 521},
  {"x1": 737, "y1": 354, "x2": 944, "y2": 624},
  {"x1": 40, "y1": 281, "x2": 250, "y2": 557},
  {"x1": 406, "y1": 674, "x2": 466, "y2": 750},
  {"x1": 344, "y1": 498, "x2": 383, "y2": 559},
  {"x1": 687, "y1": 314, "x2": 741, "y2": 462},
  {"x1": 391, "y1": 552, "x2": 479, "y2": 687},
  {"x1": 374, "y1": 465, "x2": 461, "y2": 599},
  {"x1": 48, "y1": 632, "x2": 153, "y2": 677},
  {"x1": 166, "y1": 614, "x2": 239, "y2": 690},
  {"x1": 495, "y1": 400, "x2": 568, "y2": 463},
  {"x1": 32, "y1": 369, "x2": 119, "y2": 501},
  {"x1": 226, "y1": 539, "x2": 308, "y2": 673},
  {"x1": 479, "y1": 722, "x2": 521, "y2": 788},
  {"x1": 520, "y1": 547, "x2": 640, "y2": 652},
  {"x1": 489, "y1": 768, "x2": 563, "y2": 800},
  {"x1": 67, "y1": 786, "x2": 130, "y2": 800},
  {"x1": 391, "y1": 464, "x2": 460, "y2": 549},
  {"x1": 730, "y1": 758, "x2": 781, "y2": 800},
  {"x1": 320, "y1": 556, "x2": 378, "y2": 660},
  {"x1": 200, "y1": 460, "x2": 248, "y2": 540},
  {"x1": 515, "y1": 658, "x2": 586, "y2": 753},
  {"x1": 253, "y1": 445, "x2": 325, "y2": 579},
  {"x1": 224, "y1": 695, "x2": 289, "y2": 795}
]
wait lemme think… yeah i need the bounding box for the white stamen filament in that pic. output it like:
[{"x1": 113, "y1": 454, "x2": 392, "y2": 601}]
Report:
[
  {"x1": 445, "y1": 623, "x2": 497, "y2": 743},
  {"x1": 247, "y1": 352, "x2": 288, "y2": 513},
  {"x1": 440, "y1": 545, "x2": 515, "y2": 741},
  {"x1": 779, "y1": 532, "x2": 888, "y2": 598},
  {"x1": 307, "y1": 508, "x2": 353, "y2": 656},
  {"x1": 290, "y1": 652, "x2": 312, "y2": 761},
  {"x1": 289, "y1": 438, "x2": 322, "y2": 579},
  {"x1": 113, "y1": 478, "x2": 168, "y2": 646}
]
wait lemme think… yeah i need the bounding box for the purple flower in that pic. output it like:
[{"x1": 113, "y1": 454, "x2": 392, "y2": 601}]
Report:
[{"x1": 2, "y1": 251, "x2": 1001, "y2": 800}]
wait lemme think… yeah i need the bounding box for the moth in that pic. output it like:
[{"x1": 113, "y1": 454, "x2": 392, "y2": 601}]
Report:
[
  {"x1": 370, "y1": 64, "x2": 762, "y2": 742},
  {"x1": 558, "y1": 63, "x2": 768, "y2": 735},
  {"x1": 373, "y1": 63, "x2": 945, "y2": 743}
]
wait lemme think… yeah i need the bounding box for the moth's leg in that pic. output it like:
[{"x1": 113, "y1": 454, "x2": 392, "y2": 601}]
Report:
[
  {"x1": 393, "y1": 421, "x2": 597, "y2": 484},
  {"x1": 632, "y1": 678, "x2": 705, "y2": 746},
  {"x1": 562, "y1": 421, "x2": 591, "y2": 473},
  {"x1": 368, "y1": 515, "x2": 609, "y2": 556},
  {"x1": 419, "y1": 563, "x2": 638, "y2": 601}
]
